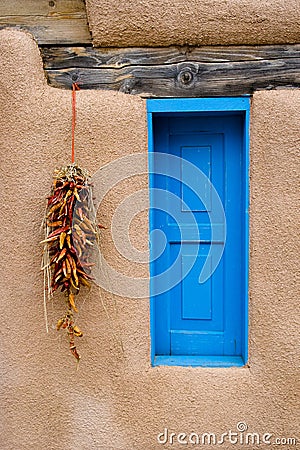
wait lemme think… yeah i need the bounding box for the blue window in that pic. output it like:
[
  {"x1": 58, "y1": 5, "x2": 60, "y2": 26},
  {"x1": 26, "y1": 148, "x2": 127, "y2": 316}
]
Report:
[{"x1": 148, "y1": 98, "x2": 250, "y2": 367}]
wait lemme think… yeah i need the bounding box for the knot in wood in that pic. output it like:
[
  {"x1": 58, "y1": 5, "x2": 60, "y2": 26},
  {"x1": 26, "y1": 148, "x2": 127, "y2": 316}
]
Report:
[{"x1": 179, "y1": 69, "x2": 194, "y2": 86}]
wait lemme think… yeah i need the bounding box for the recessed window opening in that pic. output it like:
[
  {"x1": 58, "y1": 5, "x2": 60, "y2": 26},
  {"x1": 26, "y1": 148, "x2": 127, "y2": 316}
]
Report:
[{"x1": 148, "y1": 98, "x2": 250, "y2": 367}]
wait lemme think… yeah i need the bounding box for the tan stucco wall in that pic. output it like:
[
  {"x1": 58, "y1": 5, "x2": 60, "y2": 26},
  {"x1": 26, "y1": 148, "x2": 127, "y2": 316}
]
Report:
[
  {"x1": 86, "y1": 0, "x2": 300, "y2": 47},
  {"x1": 0, "y1": 30, "x2": 299, "y2": 450}
]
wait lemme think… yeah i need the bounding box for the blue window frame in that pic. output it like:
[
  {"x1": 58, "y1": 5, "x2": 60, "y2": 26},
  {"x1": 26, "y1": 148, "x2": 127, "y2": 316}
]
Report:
[{"x1": 147, "y1": 98, "x2": 250, "y2": 367}]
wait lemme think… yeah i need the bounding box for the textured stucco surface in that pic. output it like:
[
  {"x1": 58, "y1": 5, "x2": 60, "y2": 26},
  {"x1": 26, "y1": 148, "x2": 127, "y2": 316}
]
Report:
[
  {"x1": 86, "y1": 0, "x2": 300, "y2": 47},
  {"x1": 0, "y1": 30, "x2": 299, "y2": 450}
]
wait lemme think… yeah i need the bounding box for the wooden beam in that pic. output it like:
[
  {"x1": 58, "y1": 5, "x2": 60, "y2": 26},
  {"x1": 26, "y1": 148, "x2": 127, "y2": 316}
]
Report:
[
  {"x1": 0, "y1": 0, "x2": 91, "y2": 45},
  {"x1": 41, "y1": 45, "x2": 300, "y2": 96}
]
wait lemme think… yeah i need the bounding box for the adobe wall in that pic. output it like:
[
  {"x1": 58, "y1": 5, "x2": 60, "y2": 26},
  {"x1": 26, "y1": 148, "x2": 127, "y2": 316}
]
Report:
[
  {"x1": 85, "y1": 0, "x2": 300, "y2": 47},
  {"x1": 0, "y1": 30, "x2": 299, "y2": 450}
]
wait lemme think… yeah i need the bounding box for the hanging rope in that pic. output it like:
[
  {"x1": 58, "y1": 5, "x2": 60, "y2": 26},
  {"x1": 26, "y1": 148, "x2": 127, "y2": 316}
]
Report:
[{"x1": 71, "y1": 83, "x2": 80, "y2": 163}]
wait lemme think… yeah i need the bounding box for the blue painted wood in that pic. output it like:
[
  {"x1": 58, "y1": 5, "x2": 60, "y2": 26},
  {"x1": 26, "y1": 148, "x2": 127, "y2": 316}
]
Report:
[
  {"x1": 148, "y1": 112, "x2": 156, "y2": 365},
  {"x1": 182, "y1": 255, "x2": 212, "y2": 320},
  {"x1": 148, "y1": 97, "x2": 249, "y2": 367},
  {"x1": 147, "y1": 97, "x2": 250, "y2": 113},
  {"x1": 181, "y1": 146, "x2": 211, "y2": 211},
  {"x1": 154, "y1": 355, "x2": 245, "y2": 368},
  {"x1": 243, "y1": 107, "x2": 250, "y2": 365}
]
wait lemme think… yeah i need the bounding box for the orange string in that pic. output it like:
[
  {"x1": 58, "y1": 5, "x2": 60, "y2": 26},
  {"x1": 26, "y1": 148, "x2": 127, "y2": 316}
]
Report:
[{"x1": 71, "y1": 83, "x2": 80, "y2": 163}]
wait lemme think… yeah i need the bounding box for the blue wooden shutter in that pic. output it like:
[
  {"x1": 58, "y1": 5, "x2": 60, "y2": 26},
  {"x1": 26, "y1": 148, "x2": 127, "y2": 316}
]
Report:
[{"x1": 148, "y1": 98, "x2": 249, "y2": 367}]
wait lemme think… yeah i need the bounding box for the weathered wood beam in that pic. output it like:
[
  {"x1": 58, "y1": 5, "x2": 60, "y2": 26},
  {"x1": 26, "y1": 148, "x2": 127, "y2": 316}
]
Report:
[
  {"x1": 41, "y1": 45, "x2": 300, "y2": 96},
  {"x1": 0, "y1": 0, "x2": 91, "y2": 45}
]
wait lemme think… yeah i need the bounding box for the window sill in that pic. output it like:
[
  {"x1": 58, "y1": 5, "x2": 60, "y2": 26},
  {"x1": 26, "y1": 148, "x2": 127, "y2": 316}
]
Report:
[{"x1": 153, "y1": 355, "x2": 246, "y2": 368}]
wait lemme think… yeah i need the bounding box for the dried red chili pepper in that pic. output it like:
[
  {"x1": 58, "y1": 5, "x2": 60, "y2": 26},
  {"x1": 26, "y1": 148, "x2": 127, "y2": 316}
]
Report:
[{"x1": 41, "y1": 163, "x2": 102, "y2": 362}]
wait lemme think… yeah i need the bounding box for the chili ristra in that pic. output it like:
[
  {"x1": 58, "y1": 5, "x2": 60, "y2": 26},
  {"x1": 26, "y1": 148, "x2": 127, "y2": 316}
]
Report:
[{"x1": 41, "y1": 163, "x2": 100, "y2": 361}]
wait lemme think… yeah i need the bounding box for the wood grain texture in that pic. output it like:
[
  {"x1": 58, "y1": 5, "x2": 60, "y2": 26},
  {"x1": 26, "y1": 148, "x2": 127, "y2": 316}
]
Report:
[
  {"x1": 0, "y1": 0, "x2": 91, "y2": 44},
  {"x1": 41, "y1": 45, "x2": 300, "y2": 96},
  {"x1": 0, "y1": 0, "x2": 87, "y2": 16}
]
